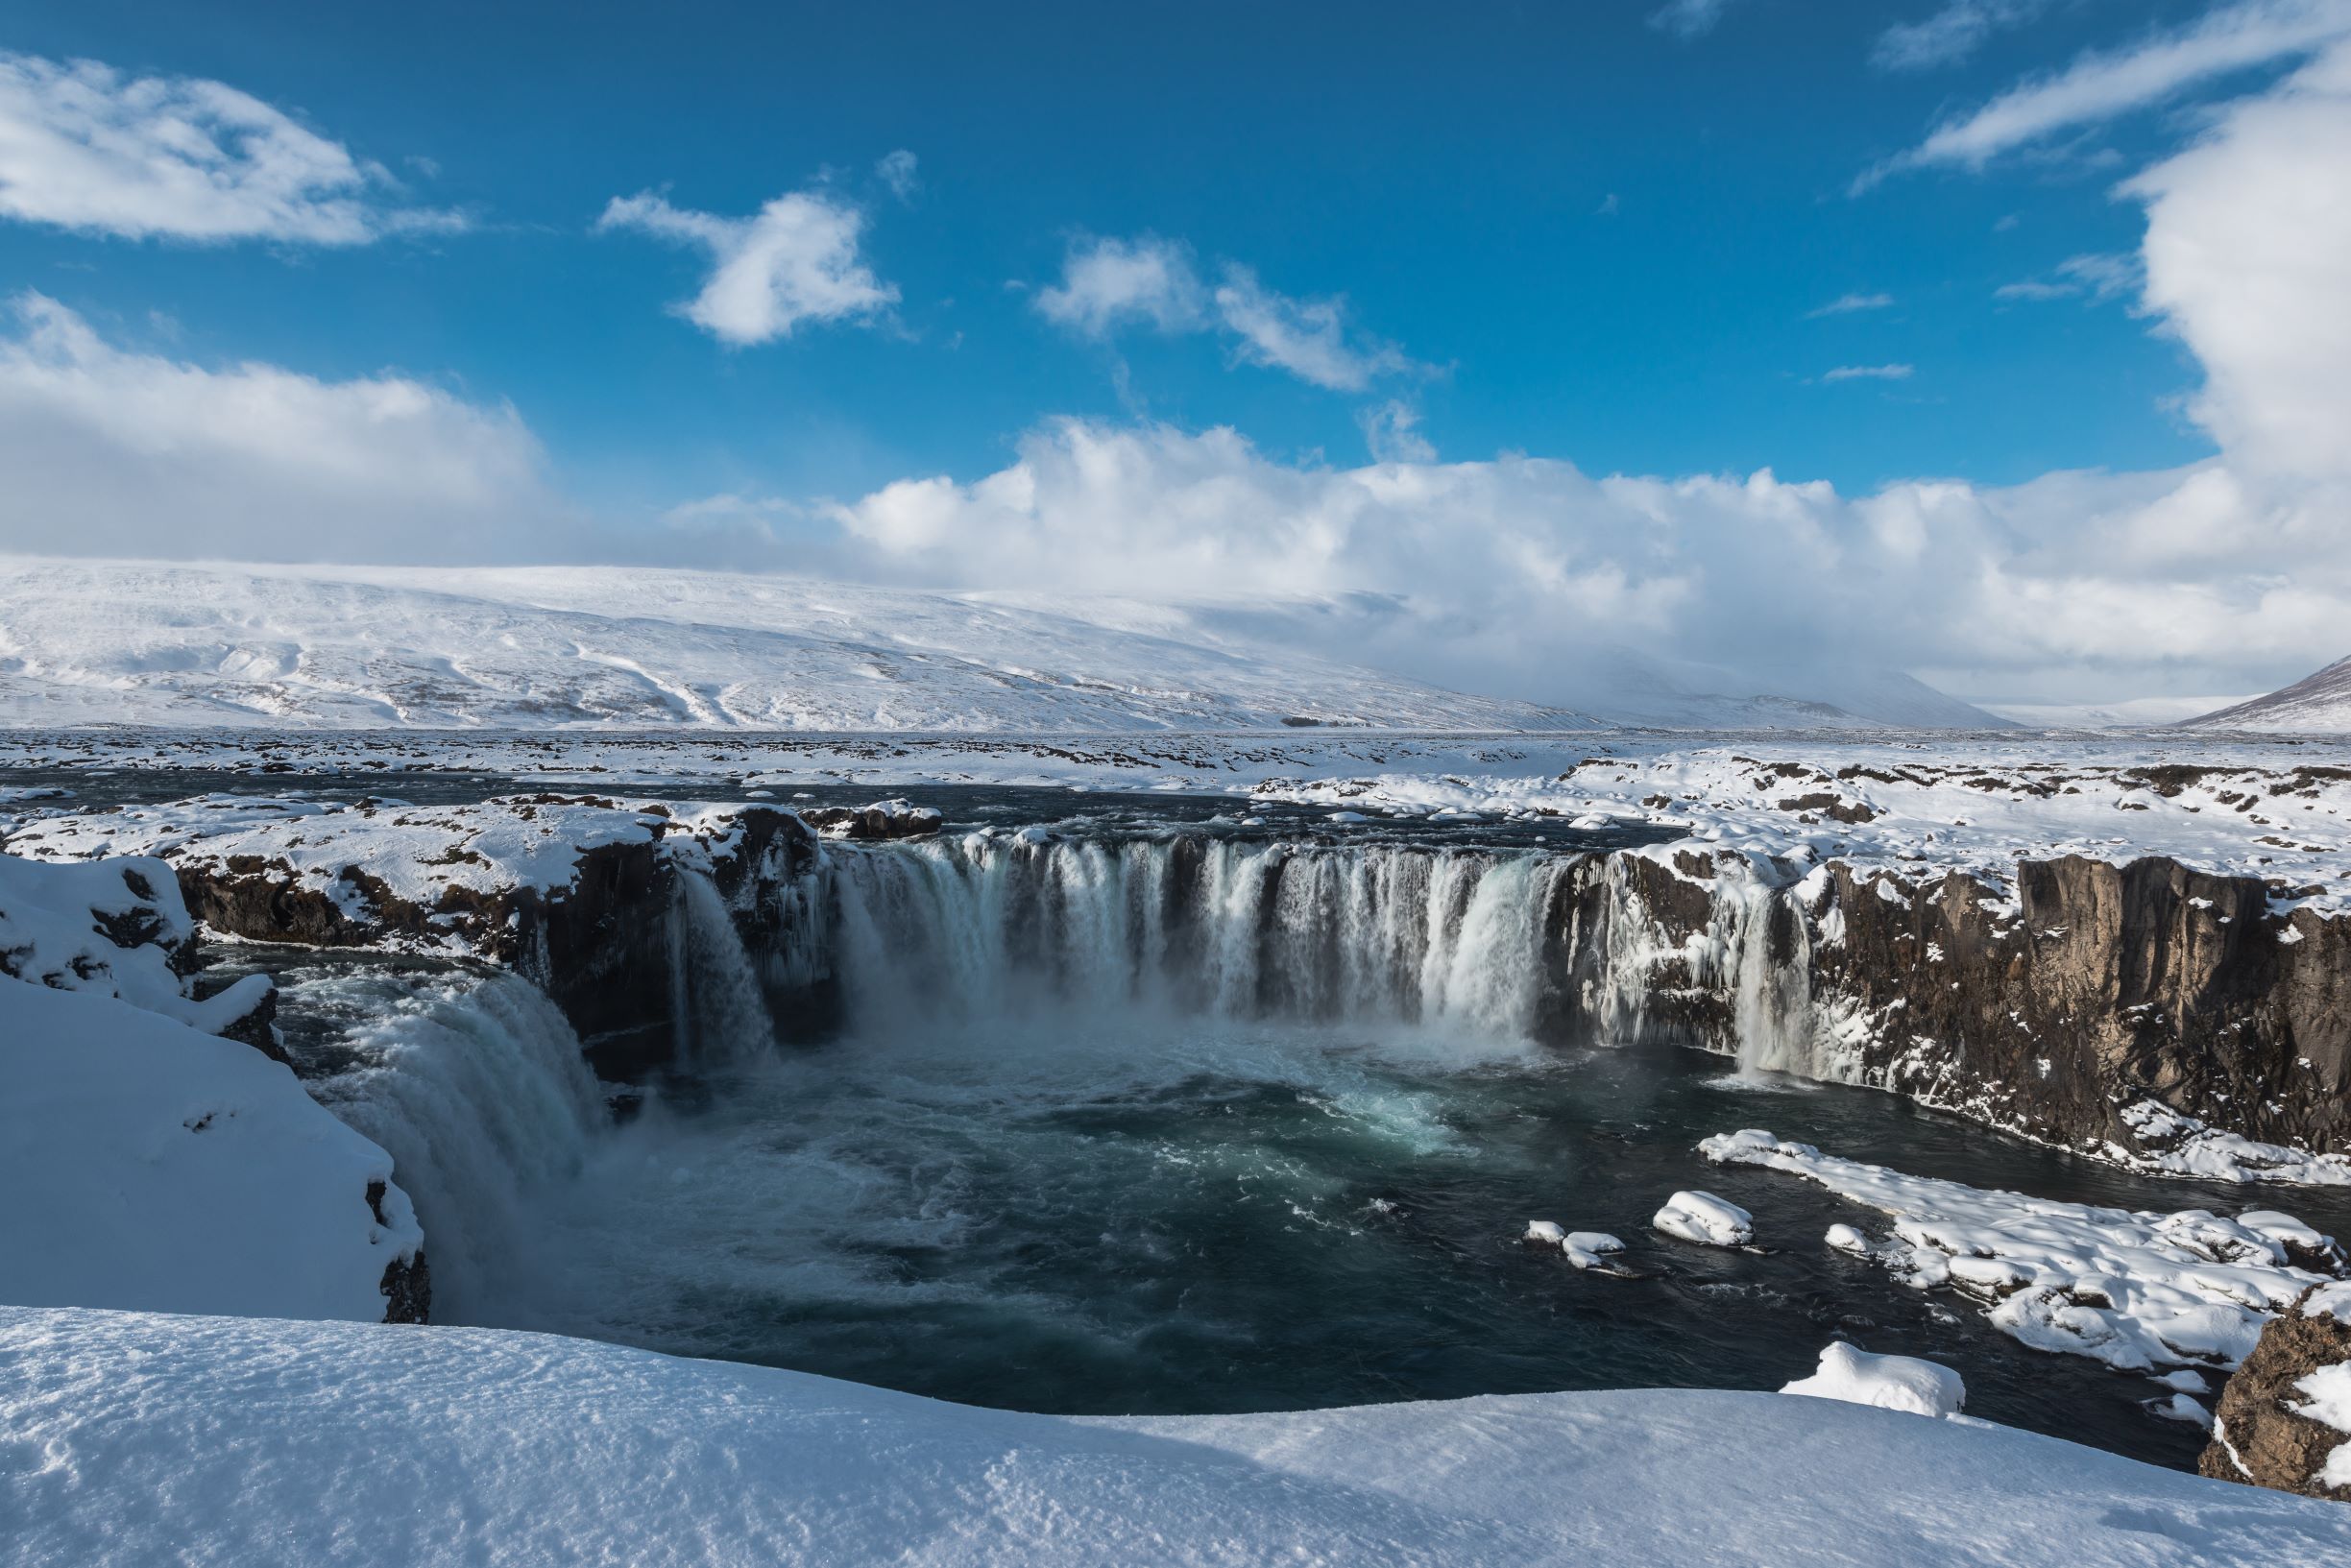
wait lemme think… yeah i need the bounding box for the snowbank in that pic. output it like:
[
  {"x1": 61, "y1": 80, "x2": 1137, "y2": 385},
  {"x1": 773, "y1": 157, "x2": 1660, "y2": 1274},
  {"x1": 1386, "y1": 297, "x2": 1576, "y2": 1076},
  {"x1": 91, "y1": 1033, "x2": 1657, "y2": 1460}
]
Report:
[
  {"x1": 1703, "y1": 1129, "x2": 2341, "y2": 1379},
  {"x1": 0, "y1": 853, "x2": 270, "y2": 1036},
  {"x1": 8, "y1": 1304, "x2": 2349, "y2": 1567},
  {"x1": 1651, "y1": 1191, "x2": 1754, "y2": 1247},
  {"x1": 1781, "y1": 1341, "x2": 1967, "y2": 1419},
  {"x1": 0, "y1": 979, "x2": 423, "y2": 1321}
]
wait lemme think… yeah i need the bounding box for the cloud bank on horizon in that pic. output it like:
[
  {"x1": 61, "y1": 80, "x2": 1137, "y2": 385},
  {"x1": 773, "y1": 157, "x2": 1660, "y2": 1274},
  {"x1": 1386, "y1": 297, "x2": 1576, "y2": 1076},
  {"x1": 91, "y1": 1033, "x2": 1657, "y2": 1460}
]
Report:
[{"x1": 0, "y1": 7, "x2": 2345, "y2": 712}]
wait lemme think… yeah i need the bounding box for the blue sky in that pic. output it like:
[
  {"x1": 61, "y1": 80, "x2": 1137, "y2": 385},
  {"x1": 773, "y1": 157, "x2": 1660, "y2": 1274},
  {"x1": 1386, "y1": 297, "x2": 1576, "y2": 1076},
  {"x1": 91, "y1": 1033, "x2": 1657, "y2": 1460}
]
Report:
[
  {"x1": 0, "y1": 1, "x2": 2347, "y2": 709},
  {"x1": 0, "y1": 0, "x2": 2231, "y2": 503}
]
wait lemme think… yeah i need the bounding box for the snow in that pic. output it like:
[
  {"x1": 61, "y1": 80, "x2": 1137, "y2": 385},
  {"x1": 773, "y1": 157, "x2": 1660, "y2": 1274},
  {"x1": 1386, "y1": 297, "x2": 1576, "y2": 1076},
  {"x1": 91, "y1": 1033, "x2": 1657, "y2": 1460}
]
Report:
[
  {"x1": 1522, "y1": 1220, "x2": 1566, "y2": 1244},
  {"x1": 1563, "y1": 1231, "x2": 1627, "y2": 1270},
  {"x1": 2117, "y1": 1101, "x2": 2351, "y2": 1187},
  {"x1": 0, "y1": 979, "x2": 420, "y2": 1321},
  {"x1": 1825, "y1": 1223, "x2": 1870, "y2": 1253},
  {"x1": 0, "y1": 557, "x2": 1595, "y2": 733},
  {"x1": 2, "y1": 794, "x2": 770, "y2": 941},
  {"x1": 0, "y1": 852, "x2": 269, "y2": 1034},
  {"x1": 2294, "y1": 1365, "x2": 2351, "y2": 1489},
  {"x1": 1780, "y1": 1341, "x2": 1967, "y2": 1419},
  {"x1": 1701, "y1": 1129, "x2": 2341, "y2": 1375},
  {"x1": 1651, "y1": 1190, "x2": 1754, "y2": 1247},
  {"x1": 8, "y1": 1304, "x2": 2350, "y2": 1567},
  {"x1": 2190, "y1": 654, "x2": 2351, "y2": 733}
]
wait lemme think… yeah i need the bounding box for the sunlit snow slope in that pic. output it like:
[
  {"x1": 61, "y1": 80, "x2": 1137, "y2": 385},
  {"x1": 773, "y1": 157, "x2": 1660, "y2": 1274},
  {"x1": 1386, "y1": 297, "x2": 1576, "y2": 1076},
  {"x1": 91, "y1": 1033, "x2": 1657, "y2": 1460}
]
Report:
[
  {"x1": 0, "y1": 559, "x2": 1595, "y2": 732},
  {"x1": 2189, "y1": 654, "x2": 2351, "y2": 733}
]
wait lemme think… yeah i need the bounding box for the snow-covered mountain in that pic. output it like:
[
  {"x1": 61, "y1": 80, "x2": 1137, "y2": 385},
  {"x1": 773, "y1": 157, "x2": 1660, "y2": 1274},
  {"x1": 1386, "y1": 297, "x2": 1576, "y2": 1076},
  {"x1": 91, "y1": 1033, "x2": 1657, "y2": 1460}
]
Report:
[
  {"x1": 2187, "y1": 655, "x2": 2351, "y2": 732},
  {"x1": 0, "y1": 557, "x2": 2008, "y2": 732},
  {"x1": 0, "y1": 559, "x2": 1603, "y2": 733}
]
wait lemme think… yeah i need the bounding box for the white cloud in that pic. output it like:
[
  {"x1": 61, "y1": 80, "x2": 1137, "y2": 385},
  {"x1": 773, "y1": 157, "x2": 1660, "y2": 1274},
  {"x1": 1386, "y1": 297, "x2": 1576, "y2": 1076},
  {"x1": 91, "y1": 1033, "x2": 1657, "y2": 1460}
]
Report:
[
  {"x1": 597, "y1": 187, "x2": 898, "y2": 346},
  {"x1": 1032, "y1": 234, "x2": 1206, "y2": 336},
  {"x1": 0, "y1": 293, "x2": 558, "y2": 560},
  {"x1": 1212, "y1": 266, "x2": 1418, "y2": 392},
  {"x1": 875, "y1": 150, "x2": 918, "y2": 201},
  {"x1": 818, "y1": 415, "x2": 2348, "y2": 706},
  {"x1": 1873, "y1": 1, "x2": 2053, "y2": 72},
  {"x1": 0, "y1": 49, "x2": 460, "y2": 244},
  {"x1": 1862, "y1": 0, "x2": 2351, "y2": 186},
  {"x1": 1820, "y1": 363, "x2": 1915, "y2": 381},
  {"x1": 1650, "y1": 0, "x2": 1740, "y2": 38},
  {"x1": 1358, "y1": 399, "x2": 1437, "y2": 464},
  {"x1": 1807, "y1": 292, "x2": 1896, "y2": 317},
  {"x1": 1995, "y1": 251, "x2": 2141, "y2": 302},
  {"x1": 1034, "y1": 236, "x2": 1421, "y2": 393},
  {"x1": 2128, "y1": 36, "x2": 2351, "y2": 482}
]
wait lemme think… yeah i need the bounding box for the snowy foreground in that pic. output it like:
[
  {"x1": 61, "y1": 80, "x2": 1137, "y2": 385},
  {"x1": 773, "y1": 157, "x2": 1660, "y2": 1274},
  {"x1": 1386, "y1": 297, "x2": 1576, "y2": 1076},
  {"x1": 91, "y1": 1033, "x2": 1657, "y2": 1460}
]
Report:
[{"x1": 9, "y1": 1306, "x2": 2350, "y2": 1568}]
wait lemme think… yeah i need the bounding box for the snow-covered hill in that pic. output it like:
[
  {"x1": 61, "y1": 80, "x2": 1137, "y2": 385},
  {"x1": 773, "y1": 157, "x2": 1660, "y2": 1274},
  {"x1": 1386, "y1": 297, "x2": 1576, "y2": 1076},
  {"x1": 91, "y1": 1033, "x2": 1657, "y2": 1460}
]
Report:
[
  {"x1": 2188, "y1": 655, "x2": 2351, "y2": 733},
  {"x1": 0, "y1": 559, "x2": 1595, "y2": 732},
  {"x1": 0, "y1": 557, "x2": 2017, "y2": 733}
]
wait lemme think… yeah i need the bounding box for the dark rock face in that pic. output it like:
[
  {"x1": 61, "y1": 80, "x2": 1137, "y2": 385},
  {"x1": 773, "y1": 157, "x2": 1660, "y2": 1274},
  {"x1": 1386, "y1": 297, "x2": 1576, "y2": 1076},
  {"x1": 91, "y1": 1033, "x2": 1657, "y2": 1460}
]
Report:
[
  {"x1": 367, "y1": 1179, "x2": 431, "y2": 1325},
  {"x1": 2201, "y1": 1287, "x2": 2351, "y2": 1500},
  {"x1": 1808, "y1": 855, "x2": 2350, "y2": 1158},
  {"x1": 172, "y1": 805, "x2": 826, "y2": 1079}
]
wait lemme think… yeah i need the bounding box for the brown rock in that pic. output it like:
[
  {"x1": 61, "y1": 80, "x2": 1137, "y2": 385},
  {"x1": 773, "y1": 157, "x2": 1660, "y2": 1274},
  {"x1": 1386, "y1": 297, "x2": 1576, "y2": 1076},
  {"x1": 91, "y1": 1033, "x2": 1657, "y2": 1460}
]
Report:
[{"x1": 2201, "y1": 1287, "x2": 2351, "y2": 1501}]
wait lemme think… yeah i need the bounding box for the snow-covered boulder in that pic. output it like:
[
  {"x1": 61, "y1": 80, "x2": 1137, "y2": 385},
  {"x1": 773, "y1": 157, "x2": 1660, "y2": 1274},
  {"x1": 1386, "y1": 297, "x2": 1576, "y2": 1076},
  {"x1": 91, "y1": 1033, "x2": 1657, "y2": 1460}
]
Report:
[
  {"x1": 1563, "y1": 1232, "x2": 1629, "y2": 1271},
  {"x1": 1781, "y1": 1341, "x2": 1967, "y2": 1419},
  {"x1": 0, "y1": 978, "x2": 425, "y2": 1322},
  {"x1": 0, "y1": 853, "x2": 274, "y2": 1049},
  {"x1": 799, "y1": 798, "x2": 945, "y2": 840},
  {"x1": 1652, "y1": 1191, "x2": 1754, "y2": 1247}
]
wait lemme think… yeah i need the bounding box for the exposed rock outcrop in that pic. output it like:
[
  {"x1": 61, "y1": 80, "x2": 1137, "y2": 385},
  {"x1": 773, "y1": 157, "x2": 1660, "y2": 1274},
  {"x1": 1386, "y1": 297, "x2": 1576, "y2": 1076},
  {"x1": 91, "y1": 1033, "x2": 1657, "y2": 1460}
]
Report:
[
  {"x1": 2202, "y1": 1284, "x2": 2351, "y2": 1500},
  {"x1": 797, "y1": 799, "x2": 945, "y2": 840}
]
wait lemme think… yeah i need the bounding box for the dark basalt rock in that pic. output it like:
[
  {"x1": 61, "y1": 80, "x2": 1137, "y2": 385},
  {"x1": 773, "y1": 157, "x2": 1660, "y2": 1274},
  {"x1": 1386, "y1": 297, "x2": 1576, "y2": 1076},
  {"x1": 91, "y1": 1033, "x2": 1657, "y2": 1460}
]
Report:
[
  {"x1": 2201, "y1": 1287, "x2": 2351, "y2": 1500},
  {"x1": 169, "y1": 805, "x2": 826, "y2": 1079},
  {"x1": 797, "y1": 799, "x2": 945, "y2": 841},
  {"x1": 1810, "y1": 855, "x2": 2349, "y2": 1157},
  {"x1": 366, "y1": 1178, "x2": 431, "y2": 1324}
]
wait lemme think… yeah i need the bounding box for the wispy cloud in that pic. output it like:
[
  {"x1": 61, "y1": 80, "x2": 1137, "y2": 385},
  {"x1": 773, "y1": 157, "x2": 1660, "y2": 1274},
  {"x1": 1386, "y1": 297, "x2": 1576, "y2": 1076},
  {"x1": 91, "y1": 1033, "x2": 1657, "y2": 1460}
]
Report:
[
  {"x1": 1649, "y1": 0, "x2": 1740, "y2": 39},
  {"x1": 1858, "y1": 0, "x2": 2351, "y2": 188},
  {"x1": 1995, "y1": 251, "x2": 2141, "y2": 302},
  {"x1": 875, "y1": 150, "x2": 918, "y2": 202},
  {"x1": 1358, "y1": 399, "x2": 1436, "y2": 464},
  {"x1": 0, "y1": 49, "x2": 462, "y2": 244},
  {"x1": 1873, "y1": 0, "x2": 2054, "y2": 72},
  {"x1": 1034, "y1": 234, "x2": 1422, "y2": 393},
  {"x1": 1820, "y1": 362, "x2": 1916, "y2": 381},
  {"x1": 1807, "y1": 291, "x2": 1897, "y2": 317},
  {"x1": 597, "y1": 186, "x2": 898, "y2": 346}
]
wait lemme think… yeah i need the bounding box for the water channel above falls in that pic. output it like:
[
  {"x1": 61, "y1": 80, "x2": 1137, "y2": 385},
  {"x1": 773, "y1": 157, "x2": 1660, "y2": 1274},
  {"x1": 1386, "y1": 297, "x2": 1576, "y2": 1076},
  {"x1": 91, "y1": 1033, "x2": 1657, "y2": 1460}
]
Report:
[{"x1": 62, "y1": 770, "x2": 2347, "y2": 1475}]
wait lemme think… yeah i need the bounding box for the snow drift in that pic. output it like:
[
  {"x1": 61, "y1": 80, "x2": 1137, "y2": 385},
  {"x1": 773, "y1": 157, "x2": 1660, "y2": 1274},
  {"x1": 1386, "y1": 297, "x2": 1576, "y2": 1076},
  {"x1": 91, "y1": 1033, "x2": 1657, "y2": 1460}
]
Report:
[{"x1": 8, "y1": 1304, "x2": 2350, "y2": 1567}]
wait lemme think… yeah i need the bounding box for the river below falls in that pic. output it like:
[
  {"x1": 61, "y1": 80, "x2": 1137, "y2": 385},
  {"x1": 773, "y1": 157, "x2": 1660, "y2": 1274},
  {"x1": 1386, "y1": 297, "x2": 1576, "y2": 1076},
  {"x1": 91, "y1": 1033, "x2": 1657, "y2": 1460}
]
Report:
[{"x1": 253, "y1": 951, "x2": 2351, "y2": 1476}]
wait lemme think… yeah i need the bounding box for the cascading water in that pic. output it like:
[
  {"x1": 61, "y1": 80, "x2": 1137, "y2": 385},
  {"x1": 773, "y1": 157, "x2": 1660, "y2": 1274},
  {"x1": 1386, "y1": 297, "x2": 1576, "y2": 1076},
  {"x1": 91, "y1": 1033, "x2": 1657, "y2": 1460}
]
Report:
[
  {"x1": 295, "y1": 972, "x2": 607, "y2": 1322},
  {"x1": 667, "y1": 866, "x2": 777, "y2": 1065},
  {"x1": 822, "y1": 833, "x2": 1584, "y2": 1039}
]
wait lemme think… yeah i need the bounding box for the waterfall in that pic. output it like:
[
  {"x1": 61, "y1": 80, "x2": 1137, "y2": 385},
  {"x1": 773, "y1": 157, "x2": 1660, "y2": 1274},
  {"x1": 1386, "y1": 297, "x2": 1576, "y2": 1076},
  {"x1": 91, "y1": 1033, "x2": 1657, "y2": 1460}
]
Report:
[
  {"x1": 668, "y1": 866, "x2": 777, "y2": 1062},
  {"x1": 306, "y1": 974, "x2": 606, "y2": 1322},
  {"x1": 821, "y1": 832, "x2": 1582, "y2": 1038}
]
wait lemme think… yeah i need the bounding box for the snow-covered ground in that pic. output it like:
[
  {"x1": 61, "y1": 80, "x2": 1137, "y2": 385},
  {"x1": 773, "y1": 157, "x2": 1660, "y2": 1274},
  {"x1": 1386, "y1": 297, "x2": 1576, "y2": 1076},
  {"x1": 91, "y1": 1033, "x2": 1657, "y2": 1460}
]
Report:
[
  {"x1": 9, "y1": 731, "x2": 2344, "y2": 917},
  {"x1": 0, "y1": 856, "x2": 423, "y2": 1322},
  {"x1": 8, "y1": 1304, "x2": 2350, "y2": 1567},
  {"x1": 1703, "y1": 1129, "x2": 2344, "y2": 1404}
]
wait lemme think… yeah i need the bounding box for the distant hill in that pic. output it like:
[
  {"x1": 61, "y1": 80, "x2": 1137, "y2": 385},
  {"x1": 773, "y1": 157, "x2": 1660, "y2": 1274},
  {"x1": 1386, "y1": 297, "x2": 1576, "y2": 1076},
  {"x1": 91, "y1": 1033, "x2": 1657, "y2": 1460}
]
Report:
[{"x1": 2184, "y1": 655, "x2": 2351, "y2": 732}]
